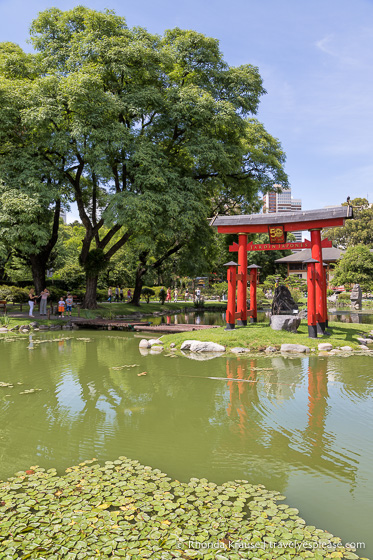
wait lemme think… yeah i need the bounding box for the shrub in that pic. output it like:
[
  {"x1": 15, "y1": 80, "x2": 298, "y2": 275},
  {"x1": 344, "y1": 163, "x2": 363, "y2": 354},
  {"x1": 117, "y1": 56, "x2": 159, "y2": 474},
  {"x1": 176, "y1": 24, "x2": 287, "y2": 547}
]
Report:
[
  {"x1": 338, "y1": 292, "x2": 351, "y2": 301},
  {"x1": 142, "y1": 287, "x2": 155, "y2": 303},
  {"x1": 159, "y1": 288, "x2": 166, "y2": 304},
  {"x1": 0, "y1": 285, "x2": 29, "y2": 302}
]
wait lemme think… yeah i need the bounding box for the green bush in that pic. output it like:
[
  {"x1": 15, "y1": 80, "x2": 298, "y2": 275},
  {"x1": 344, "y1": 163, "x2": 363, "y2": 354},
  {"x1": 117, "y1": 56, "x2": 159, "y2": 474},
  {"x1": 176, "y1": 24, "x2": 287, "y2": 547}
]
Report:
[
  {"x1": 159, "y1": 288, "x2": 166, "y2": 304},
  {"x1": 142, "y1": 287, "x2": 155, "y2": 303},
  {"x1": 327, "y1": 289, "x2": 334, "y2": 296},
  {"x1": 338, "y1": 292, "x2": 351, "y2": 301},
  {"x1": 0, "y1": 285, "x2": 29, "y2": 302}
]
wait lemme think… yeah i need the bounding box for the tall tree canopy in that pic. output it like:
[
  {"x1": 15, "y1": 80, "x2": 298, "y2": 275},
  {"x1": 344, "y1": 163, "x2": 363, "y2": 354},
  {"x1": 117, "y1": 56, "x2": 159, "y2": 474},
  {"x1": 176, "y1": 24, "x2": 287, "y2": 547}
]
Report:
[
  {"x1": 0, "y1": 7, "x2": 287, "y2": 306},
  {"x1": 332, "y1": 245, "x2": 373, "y2": 292},
  {"x1": 325, "y1": 198, "x2": 373, "y2": 249}
]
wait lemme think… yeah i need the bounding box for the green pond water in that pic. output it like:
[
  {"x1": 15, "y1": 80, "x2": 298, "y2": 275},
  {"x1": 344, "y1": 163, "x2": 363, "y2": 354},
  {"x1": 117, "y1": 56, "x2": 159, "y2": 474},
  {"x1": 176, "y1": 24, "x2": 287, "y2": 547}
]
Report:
[{"x1": 0, "y1": 331, "x2": 372, "y2": 557}]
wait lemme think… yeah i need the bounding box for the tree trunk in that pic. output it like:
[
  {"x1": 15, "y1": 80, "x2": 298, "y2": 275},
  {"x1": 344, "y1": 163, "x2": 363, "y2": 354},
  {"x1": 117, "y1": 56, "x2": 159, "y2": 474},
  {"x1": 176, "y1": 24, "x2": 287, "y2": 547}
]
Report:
[
  {"x1": 29, "y1": 255, "x2": 47, "y2": 295},
  {"x1": 131, "y1": 265, "x2": 147, "y2": 306},
  {"x1": 83, "y1": 275, "x2": 99, "y2": 309},
  {"x1": 131, "y1": 251, "x2": 149, "y2": 306}
]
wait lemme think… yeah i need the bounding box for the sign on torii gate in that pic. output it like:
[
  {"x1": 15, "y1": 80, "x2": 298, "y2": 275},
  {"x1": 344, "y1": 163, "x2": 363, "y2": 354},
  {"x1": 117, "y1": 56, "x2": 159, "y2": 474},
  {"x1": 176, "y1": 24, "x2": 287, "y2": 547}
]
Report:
[
  {"x1": 229, "y1": 238, "x2": 333, "y2": 252},
  {"x1": 212, "y1": 206, "x2": 353, "y2": 338}
]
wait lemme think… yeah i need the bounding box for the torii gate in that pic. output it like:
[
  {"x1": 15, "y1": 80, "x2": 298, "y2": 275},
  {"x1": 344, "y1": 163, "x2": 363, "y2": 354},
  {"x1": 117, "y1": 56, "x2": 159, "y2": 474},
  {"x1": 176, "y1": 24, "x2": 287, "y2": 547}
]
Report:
[{"x1": 213, "y1": 206, "x2": 353, "y2": 338}]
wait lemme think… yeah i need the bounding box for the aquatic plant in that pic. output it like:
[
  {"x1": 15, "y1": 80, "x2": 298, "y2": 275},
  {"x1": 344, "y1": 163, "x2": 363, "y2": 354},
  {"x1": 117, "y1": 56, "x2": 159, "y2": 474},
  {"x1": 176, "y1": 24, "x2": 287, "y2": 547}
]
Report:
[{"x1": 0, "y1": 457, "x2": 365, "y2": 559}]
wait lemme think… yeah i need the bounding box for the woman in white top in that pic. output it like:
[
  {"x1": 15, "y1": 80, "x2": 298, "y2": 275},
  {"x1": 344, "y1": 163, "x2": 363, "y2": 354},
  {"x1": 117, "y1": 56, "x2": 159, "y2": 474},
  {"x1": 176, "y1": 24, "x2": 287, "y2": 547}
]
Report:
[{"x1": 28, "y1": 288, "x2": 37, "y2": 317}]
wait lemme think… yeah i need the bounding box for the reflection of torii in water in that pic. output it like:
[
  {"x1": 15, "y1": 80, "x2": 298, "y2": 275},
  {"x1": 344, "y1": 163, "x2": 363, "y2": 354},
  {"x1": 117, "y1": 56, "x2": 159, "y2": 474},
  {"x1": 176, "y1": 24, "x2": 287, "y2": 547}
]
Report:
[
  {"x1": 304, "y1": 357, "x2": 358, "y2": 489},
  {"x1": 224, "y1": 357, "x2": 358, "y2": 486}
]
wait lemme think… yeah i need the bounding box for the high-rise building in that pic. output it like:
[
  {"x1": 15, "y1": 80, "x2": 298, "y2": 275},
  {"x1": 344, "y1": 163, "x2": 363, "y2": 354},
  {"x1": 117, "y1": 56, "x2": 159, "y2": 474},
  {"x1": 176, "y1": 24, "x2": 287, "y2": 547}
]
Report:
[{"x1": 263, "y1": 188, "x2": 302, "y2": 242}]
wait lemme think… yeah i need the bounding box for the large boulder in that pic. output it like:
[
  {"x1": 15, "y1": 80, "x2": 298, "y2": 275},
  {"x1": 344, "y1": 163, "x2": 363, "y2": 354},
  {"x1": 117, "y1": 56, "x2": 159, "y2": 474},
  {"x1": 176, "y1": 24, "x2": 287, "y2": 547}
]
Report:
[
  {"x1": 180, "y1": 340, "x2": 226, "y2": 353},
  {"x1": 270, "y1": 315, "x2": 301, "y2": 332},
  {"x1": 139, "y1": 339, "x2": 151, "y2": 349},
  {"x1": 271, "y1": 285, "x2": 298, "y2": 315},
  {"x1": 281, "y1": 343, "x2": 310, "y2": 354}
]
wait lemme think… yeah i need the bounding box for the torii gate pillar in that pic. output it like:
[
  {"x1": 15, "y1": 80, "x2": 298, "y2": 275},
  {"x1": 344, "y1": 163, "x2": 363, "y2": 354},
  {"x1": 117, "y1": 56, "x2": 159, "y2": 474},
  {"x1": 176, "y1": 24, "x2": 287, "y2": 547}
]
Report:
[
  {"x1": 237, "y1": 234, "x2": 248, "y2": 326},
  {"x1": 310, "y1": 229, "x2": 327, "y2": 334},
  {"x1": 224, "y1": 261, "x2": 238, "y2": 330}
]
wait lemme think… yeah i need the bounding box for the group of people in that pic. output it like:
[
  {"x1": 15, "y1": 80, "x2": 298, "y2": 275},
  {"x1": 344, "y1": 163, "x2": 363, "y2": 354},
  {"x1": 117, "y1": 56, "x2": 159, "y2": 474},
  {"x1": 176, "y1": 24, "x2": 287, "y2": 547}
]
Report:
[
  {"x1": 164, "y1": 287, "x2": 202, "y2": 303},
  {"x1": 28, "y1": 289, "x2": 73, "y2": 318},
  {"x1": 107, "y1": 286, "x2": 132, "y2": 303}
]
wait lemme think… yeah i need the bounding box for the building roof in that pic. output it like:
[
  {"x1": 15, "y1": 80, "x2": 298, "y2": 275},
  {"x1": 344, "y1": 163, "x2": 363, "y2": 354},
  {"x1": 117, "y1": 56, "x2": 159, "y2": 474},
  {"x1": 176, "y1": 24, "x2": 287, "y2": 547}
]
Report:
[
  {"x1": 213, "y1": 206, "x2": 353, "y2": 228},
  {"x1": 275, "y1": 248, "x2": 344, "y2": 263}
]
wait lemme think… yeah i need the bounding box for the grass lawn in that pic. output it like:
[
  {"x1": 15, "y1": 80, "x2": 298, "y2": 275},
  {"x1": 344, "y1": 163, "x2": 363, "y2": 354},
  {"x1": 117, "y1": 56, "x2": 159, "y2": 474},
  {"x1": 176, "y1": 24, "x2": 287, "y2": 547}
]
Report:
[{"x1": 161, "y1": 321, "x2": 373, "y2": 351}]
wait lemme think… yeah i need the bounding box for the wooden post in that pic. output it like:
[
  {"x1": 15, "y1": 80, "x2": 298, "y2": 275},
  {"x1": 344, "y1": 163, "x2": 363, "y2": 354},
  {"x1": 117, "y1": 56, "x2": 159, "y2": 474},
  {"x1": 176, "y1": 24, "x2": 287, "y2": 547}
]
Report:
[
  {"x1": 310, "y1": 229, "x2": 326, "y2": 334},
  {"x1": 304, "y1": 258, "x2": 318, "y2": 338},
  {"x1": 237, "y1": 234, "x2": 248, "y2": 326},
  {"x1": 248, "y1": 264, "x2": 261, "y2": 323},
  {"x1": 224, "y1": 261, "x2": 238, "y2": 329},
  {"x1": 47, "y1": 308, "x2": 50, "y2": 320},
  {"x1": 78, "y1": 306, "x2": 80, "y2": 318}
]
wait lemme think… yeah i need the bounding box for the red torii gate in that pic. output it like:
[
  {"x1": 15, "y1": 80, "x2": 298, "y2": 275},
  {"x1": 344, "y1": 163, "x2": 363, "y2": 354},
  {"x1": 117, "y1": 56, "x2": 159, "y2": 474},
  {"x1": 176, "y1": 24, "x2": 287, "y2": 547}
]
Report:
[{"x1": 213, "y1": 206, "x2": 353, "y2": 337}]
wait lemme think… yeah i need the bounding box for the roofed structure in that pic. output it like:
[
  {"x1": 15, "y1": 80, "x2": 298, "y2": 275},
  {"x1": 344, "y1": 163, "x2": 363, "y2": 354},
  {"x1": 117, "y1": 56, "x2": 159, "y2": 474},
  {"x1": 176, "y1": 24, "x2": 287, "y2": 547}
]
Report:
[{"x1": 275, "y1": 248, "x2": 344, "y2": 264}]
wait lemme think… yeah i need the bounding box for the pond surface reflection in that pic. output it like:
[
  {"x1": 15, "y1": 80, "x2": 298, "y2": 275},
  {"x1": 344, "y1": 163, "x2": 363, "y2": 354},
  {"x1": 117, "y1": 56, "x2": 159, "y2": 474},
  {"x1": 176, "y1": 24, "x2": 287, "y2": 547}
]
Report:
[{"x1": 0, "y1": 331, "x2": 372, "y2": 555}]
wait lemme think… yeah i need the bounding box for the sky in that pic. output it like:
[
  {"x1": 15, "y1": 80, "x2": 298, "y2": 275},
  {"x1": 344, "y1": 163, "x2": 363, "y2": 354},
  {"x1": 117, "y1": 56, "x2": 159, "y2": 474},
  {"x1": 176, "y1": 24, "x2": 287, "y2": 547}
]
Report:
[{"x1": 1, "y1": 0, "x2": 373, "y2": 217}]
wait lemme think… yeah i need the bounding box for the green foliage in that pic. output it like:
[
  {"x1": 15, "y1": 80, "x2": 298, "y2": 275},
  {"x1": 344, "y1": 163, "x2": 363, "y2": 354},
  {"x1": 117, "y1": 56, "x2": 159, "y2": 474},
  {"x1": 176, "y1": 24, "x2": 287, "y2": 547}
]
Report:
[
  {"x1": 0, "y1": 455, "x2": 360, "y2": 560},
  {"x1": 141, "y1": 287, "x2": 155, "y2": 303},
  {"x1": 0, "y1": 6, "x2": 288, "y2": 306},
  {"x1": 332, "y1": 245, "x2": 373, "y2": 291},
  {"x1": 338, "y1": 292, "x2": 351, "y2": 301},
  {"x1": 82, "y1": 248, "x2": 108, "y2": 278},
  {"x1": 0, "y1": 285, "x2": 29, "y2": 302},
  {"x1": 325, "y1": 199, "x2": 373, "y2": 248},
  {"x1": 0, "y1": 314, "x2": 10, "y2": 326},
  {"x1": 211, "y1": 281, "x2": 228, "y2": 298}
]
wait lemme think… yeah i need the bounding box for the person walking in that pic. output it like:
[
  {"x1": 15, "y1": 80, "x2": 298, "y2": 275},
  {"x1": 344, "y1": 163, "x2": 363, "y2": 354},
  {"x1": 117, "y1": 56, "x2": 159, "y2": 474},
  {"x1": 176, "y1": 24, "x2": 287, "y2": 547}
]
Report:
[
  {"x1": 166, "y1": 288, "x2": 172, "y2": 303},
  {"x1": 174, "y1": 288, "x2": 178, "y2": 302},
  {"x1": 65, "y1": 293, "x2": 73, "y2": 317},
  {"x1": 120, "y1": 286, "x2": 123, "y2": 301},
  {"x1": 127, "y1": 288, "x2": 132, "y2": 302},
  {"x1": 115, "y1": 285, "x2": 119, "y2": 302},
  {"x1": 39, "y1": 288, "x2": 50, "y2": 316},
  {"x1": 28, "y1": 288, "x2": 37, "y2": 317},
  {"x1": 184, "y1": 288, "x2": 189, "y2": 301},
  {"x1": 108, "y1": 287, "x2": 112, "y2": 303}
]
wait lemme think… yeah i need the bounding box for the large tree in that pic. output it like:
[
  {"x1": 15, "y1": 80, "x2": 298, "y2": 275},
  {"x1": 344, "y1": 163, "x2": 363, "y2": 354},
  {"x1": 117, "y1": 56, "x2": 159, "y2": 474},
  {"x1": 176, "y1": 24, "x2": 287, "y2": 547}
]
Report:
[
  {"x1": 332, "y1": 245, "x2": 373, "y2": 292},
  {"x1": 0, "y1": 185, "x2": 61, "y2": 293},
  {"x1": 0, "y1": 43, "x2": 65, "y2": 293},
  {"x1": 325, "y1": 198, "x2": 373, "y2": 248},
  {"x1": 0, "y1": 8, "x2": 287, "y2": 306}
]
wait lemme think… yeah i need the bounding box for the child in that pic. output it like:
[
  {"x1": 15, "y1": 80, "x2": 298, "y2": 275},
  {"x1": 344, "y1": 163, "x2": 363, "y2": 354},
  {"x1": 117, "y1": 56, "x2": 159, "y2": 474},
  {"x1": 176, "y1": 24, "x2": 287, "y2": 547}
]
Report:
[
  {"x1": 65, "y1": 293, "x2": 73, "y2": 317},
  {"x1": 58, "y1": 296, "x2": 65, "y2": 318}
]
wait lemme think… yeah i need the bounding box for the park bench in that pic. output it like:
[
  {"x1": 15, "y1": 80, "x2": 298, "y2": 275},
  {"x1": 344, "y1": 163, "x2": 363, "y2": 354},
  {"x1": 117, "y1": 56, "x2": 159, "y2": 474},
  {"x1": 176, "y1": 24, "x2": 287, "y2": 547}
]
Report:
[{"x1": 0, "y1": 300, "x2": 7, "y2": 314}]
